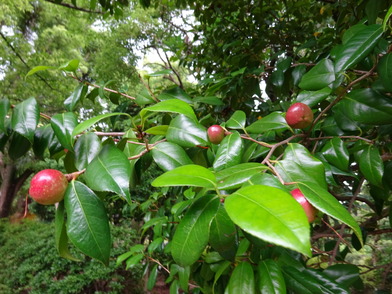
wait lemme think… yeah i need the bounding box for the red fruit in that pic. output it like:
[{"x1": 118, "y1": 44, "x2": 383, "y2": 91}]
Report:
[
  {"x1": 285, "y1": 102, "x2": 314, "y2": 129},
  {"x1": 290, "y1": 188, "x2": 317, "y2": 223},
  {"x1": 207, "y1": 125, "x2": 225, "y2": 144},
  {"x1": 29, "y1": 169, "x2": 68, "y2": 205}
]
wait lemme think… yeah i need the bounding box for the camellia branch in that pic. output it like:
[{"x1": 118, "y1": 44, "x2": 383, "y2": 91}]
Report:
[
  {"x1": 69, "y1": 75, "x2": 137, "y2": 100},
  {"x1": 44, "y1": 0, "x2": 103, "y2": 14}
]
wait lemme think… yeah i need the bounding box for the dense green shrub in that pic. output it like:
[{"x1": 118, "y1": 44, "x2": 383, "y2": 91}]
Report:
[{"x1": 0, "y1": 219, "x2": 143, "y2": 294}]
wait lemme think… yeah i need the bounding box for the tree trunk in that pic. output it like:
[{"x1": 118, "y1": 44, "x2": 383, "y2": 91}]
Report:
[{"x1": 0, "y1": 153, "x2": 33, "y2": 218}]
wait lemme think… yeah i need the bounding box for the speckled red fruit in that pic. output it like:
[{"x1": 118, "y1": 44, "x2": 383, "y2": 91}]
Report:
[
  {"x1": 285, "y1": 103, "x2": 313, "y2": 129},
  {"x1": 290, "y1": 188, "x2": 317, "y2": 223},
  {"x1": 29, "y1": 169, "x2": 68, "y2": 205},
  {"x1": 208, "y1": 125, "x2": 225, "y2": 144}
]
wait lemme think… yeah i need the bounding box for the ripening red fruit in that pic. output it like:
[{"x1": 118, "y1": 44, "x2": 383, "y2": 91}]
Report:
[
  {"x1": 29, "y1": 169, "x2": 69, "y2": 205},
  {"x1": 285, "y1": 102, "x2": 314, "y2": 129},
  {"x1": 207, "y1": 125, "x2": 225, "y2": 144},
  {"x1": 290, "y1": 188, "x2": 317, "y2": 223}
]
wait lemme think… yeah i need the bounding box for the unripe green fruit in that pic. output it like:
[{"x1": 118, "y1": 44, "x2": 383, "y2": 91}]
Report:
[
  {"x1": 207, "y1": 125, "x2": 225, "y2": 144},
  {"x1": 29, "y1": 169, "x2": 68, "y2": 205},
  {"x1": 290, "y1": 188, "x2": 317, "y2": 223},
  {"x1": 285, "y1": 102, "x2": 313, "y2": 129}
]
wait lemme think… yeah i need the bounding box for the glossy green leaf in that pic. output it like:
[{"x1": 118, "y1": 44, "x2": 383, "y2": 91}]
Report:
[
  {"x1": 193, "y1": 96, "x2": 224, "y2": 106},
  {"x1": 0, "y1": 98, "x2": 10, "y2": 132},
  {"x1": 246, "y1": 112, "x2": 288, "y2": 134},
  {"x1": 275, "y1": 143, "x2": 328, "y2": 189},
  {"x1": 297, "y1": 181, "x2": 362, "y2": 244},
  {"x1": 74, "y1": 132, "x2": 102, "y2": 170},
  {"x1": 323, "y1": 264, "x2": 360, "y2": 289},
  {"x1": 144, "y1": 125, "x2": 169, "y2": 135},
  {"x1": 9, "y1": 132, "x2": 31, "y2": 160},
  {"x1": 72, "y1": 112, "x2": 130, "y2": 136},
  {"x1": 158, "y1": 86, "x2": 192, "y2": 103},
  {"x1": 291, "y1": 65, "x2": 307, "y2": 86},
  {"x1": 11, "y1": 97, "x2": 39, "y2": 142},
  {"x1": 215, "y1": 163, "x2": 269, "y2": 190},
  {"x1": 299, "y1": 59, "x2": 335, "y2": 91},
  {"x1": 377, "y1": 53, "x2": 392, "y2": 92},
  {"x1": 226, "y1": 110, "x2": 246, "y2": 130},
  {"x1": 58, "y1": 58, "x2": 80, "y2": 72},
  {"x1": 225, "y1": 262, "x2": 255, "y2": 294},
  {"x1": 64, "y1": 84, "x2": 88, "y2": 112},
  {"x1": 334, "y1": 24, "x2": 383, "y2": 72},
  {"x1": 225, "y1": 185, "x2": 311, "y2": 256},
  {"x1": 152, "y1": 164, "x2": 217, "y2": 189},
  {"x1": 171, "y1": 195, "x2": 219, "y2": 266},
  {"x1": 321, "y1": 137, "x2": 349, "y2": 171},
  {"x1": 147, "y1": 264, "x2": 158, "y2": 290},
  {"x1": 213, "y1": 132, "x2": 244, "y2": 171},
  {"x1": 244, "y1": 173, "x2": 290, "y2": 192},
  {"x1": 141, "y1": 99, "x2": 196, "y2": 121},
  {"x1": 135, "y1": 88, "x2": 155, "y2": 105},
  {"x1": 64, "y1": 180, "x2": 111, "y2": 265},
  {"x1": 55, "y1": 201, "x2": 80, "y2": 261},
  {"x1": 283, "y1": 266, "x2": 349, "y2": 294},
  {"x1": 258, "y1": 259, "x2": 286, "y2": 294},
  {"x1": 26, "y1": 65, "x2": 56, "y2": 77},
  {"x1": 335, "y1": 88, "x2": 392, "y2": 125},
  {"x1": 383, "y1": 4, "x2": 392, "y2": 31},
  {"x1": 51, "y1": 112, "x2": 78, "y2": 151},
  {"x1": 85, "y1": 144, "x2": 131, "y2": 203},
  {"x1": 296, "y1": 87, "x2": 332, "y2": 108},
  {"x1": 151, "y1": 142, "x2": 193, "y2": 171},
  {"x1": 166, "y1": 114, "x2": 208, "y2": 147},
  {"x1": 356, "y1": 145, "x2": 384, "y2": 187},
  {"x1": 209, "y1": 205, "x2": 237, "y2": 261}
]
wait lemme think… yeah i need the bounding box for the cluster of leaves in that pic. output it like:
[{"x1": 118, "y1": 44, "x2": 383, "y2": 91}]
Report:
[
  {"x1": 0, "y1": 219, "x2": 143, "y2": 294},
  {"x1": 1, "y1": 0, "x2": 392, "y2": 293}
]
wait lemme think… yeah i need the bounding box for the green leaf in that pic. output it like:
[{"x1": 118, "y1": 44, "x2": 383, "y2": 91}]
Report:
[
  {"x1": 209, "y1": 205, "x2": 237, "y2": 261},
  {"x1": 299, "y1": 59, "x2": 335, "y2": 91},
  {"x1": 171, "y1": 195, "x2": 219, "y2": 266},
  {"x1": 226, "y1": 110, "x2": 246, "y2": 130},
  {"x1": 74, "y1": 132, "x2": 102, "y2": 170},
  {"x1": 258, "y1": 259, "x2": 286, "y2": 294},
  {"x1": 135, "y1": 88, "x2": 155, "y2": 105},
  {"x1": 275, "y1": 143, "x2": 328, "y2": 189},
  {"x1": 225, "y1": 185, "x2": 311, "y2": 256},
  {"x1": 26, "y1": 65, "x2": 56, "y2": 77},
  {"x1": 321, "y1": 138, "x2": 349, "y2": 172},
  {"x1": 151, "y1": 142, "x2": 193, "y2": 171},
  {"x1": 147, "y1": 264, "x2": 158, "y2": 290},
  {"x1": 193, "y1": 96, "x2": 224, "y2": 106},
  {"x1": 383, "y1": 4, "x2": 392, "y2": 31},
  {"x1": 166, "y1": 114, "x2": 208, "y2": 147},
  {"x1": 334, "y1": 24, "x2": 383, "y2": 72},
  {"x1": 246, "y1": 112, "x2": 288, "y2": 134},
  {"x1": 9, "y1": 132, "x2": 31, "y2": 160},
  {"x1": 225, "y1": 262, "x2": 255, "y2": 294},
  {"x1": 152, "y1": 164, "x2": 217, "y2": 189},
  {"x1": 283, "y1": 266, "x2": 349, "y2": 294},
  {"x1": 158, "y1": 86, "x2": 193, "y2": 103},
  {"x1": 11, "y1": 97, "x2": 39, "y2": 142},
  {"x1": 213, "y1": 132, "x2": 244, "y2": 171},
  {"x1": 55, "y1": 201, "x2": 80, "y2": 261},
  {"x1": 356, "y1": 145, "x2": 384, "y2": 187},
  {"x1": 64, "y1": 84, "x2": 88, "y2": 112},
  {"x1": 335, "y1": 88, "x2": 392, "y2": 125},
  {"x1": 296, "y1": 87, "x2": 332, "y2": 108},
  {"x1": 297, "y1": 181, "x2": 362, "y2": 245},
  {"x1": 323, "y1": 264, "x2": 360, "y2": 289},
  {"x1": 51, "y1": 112, "x2": 78, "y2": 151},
  {"x1": 215, "y1": 163, "x2": 269, "y2": 190},
  {"x1": 64, "y1": 180, "x2": 111, "y2": 265},
  {"x1": 141, "y1": 99, "x2": 196, "y2": 121},
  {"x1": 58, "y1": 59, "x2": 80, "y2": 72},
  {"x1": 85, "y1": 144, "x2": 131, "y2": 203},
  {"x1": 0, "y1": 98, "x2": 10, "y2": 132},
  {"x1": 145, "y1": 125, "x2": 169, "y2": 135},
  {"x1": 72, "y1": 112, "x2": 131, "y2": 136},
  {"x1": 377, "y1": 53, "x2": 392, "y2": 92}
]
